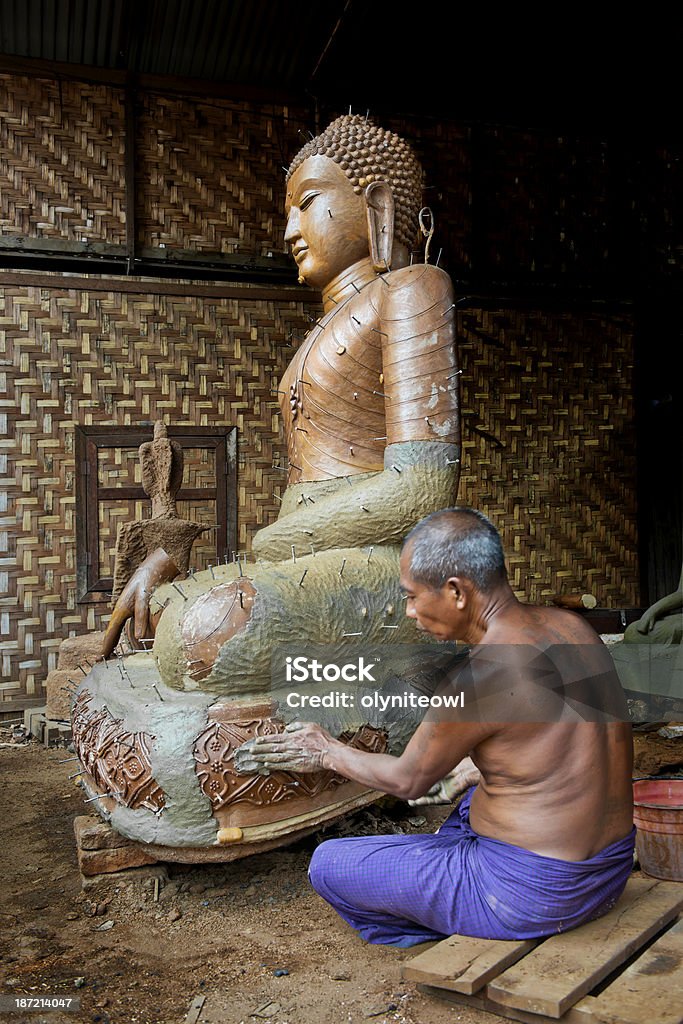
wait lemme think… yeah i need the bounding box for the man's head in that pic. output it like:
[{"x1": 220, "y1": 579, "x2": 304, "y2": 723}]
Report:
[
  {"x1": 285, "y1": 115, "x2": 423, "y2": 288},
  {"x1": 399, "y1": 508, "x2": 509, "y2": 641}
]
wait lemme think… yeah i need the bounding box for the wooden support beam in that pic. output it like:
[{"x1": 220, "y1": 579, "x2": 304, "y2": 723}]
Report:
[
  {"x1": 124, "y1": 76, "x2": 137, "y2": 276},
  {"x1": 0, "y1": 270, "x2": 311, "y2": 303},
  {"x1": 0, "y1": 54, "x2": 303, "y2": 107}
]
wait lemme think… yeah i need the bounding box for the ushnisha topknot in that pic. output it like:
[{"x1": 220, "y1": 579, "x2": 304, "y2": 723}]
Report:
[{"x1": 287, "y1": 114, "x2": 423, "y2": 252}]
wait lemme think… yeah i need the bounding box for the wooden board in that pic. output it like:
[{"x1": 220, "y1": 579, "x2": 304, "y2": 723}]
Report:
[
  {"x1": 571, "y1": 919, "x2": 683, "y2": 1024},
  {"x1": 486, "y1": 879, "x2": 683, "y2": 1018},
  {"x1": 419, "y1": 925, "x2": 683, "y2": 1024},
  {"x1": 402, "y1": 934, "x2": 538, "y2": 994},
  {"x1": 417, "y1": 983, "x2": 595, "y2": 1024},
  {"x1": 183, "y1": 995, "x2": 206, "y2": 1024},
  {"x1": 405, "y1": 879, "x2": 683, "y2": 1024}
]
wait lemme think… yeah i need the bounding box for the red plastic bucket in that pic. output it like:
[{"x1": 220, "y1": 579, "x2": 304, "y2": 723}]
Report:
[{"x1": 633, "y1": 779, "x2": 683, "y2": 881}]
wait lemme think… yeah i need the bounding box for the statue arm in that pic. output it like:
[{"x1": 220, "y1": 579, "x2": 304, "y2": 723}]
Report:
[
  {"x1": 101, "y1": 548, "x2": 180, "y2": 658},
  {"x1": 380, "y1": 264, "x2": 460, "y2": 449},
  {"x1": 636, "y1": 577, "x2": 683, "y2": 633},
  {"x1": 252, "y1": 443, "x2": 459, "y2": 560}
]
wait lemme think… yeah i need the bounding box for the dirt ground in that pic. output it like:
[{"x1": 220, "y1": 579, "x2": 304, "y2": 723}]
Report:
[
  {"x1": 1, "y1": 739, "x2": 496, "y2": 1024},
  {"x1": 2, "y1": 729, "x2": 680, "y2": 1024}
]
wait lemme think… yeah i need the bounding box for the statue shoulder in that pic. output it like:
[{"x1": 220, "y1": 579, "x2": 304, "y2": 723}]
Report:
[{"x1": 382, "y1": 264, "x2": 454, "y2": 309}]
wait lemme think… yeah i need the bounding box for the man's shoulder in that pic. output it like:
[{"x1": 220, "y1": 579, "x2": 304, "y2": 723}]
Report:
[{"x1": 488, "y1": 603, "x2": 603, "y2": 646}]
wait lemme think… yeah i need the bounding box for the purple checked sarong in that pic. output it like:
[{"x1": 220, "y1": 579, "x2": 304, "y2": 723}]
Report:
[{"x1": 308, "y1": 788, "x2": 635, "y2": 947}]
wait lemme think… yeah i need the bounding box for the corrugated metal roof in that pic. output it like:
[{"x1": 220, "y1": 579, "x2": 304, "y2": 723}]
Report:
[
  {"x1": 0, "y1": 0, "x2": 344, "y2": 89},
  {"x1": 0, "y1": 0, "x2": 127, "y2": 67},
  {"x1": 0, "y1": 2, "x2": 675, "y2": 131}
]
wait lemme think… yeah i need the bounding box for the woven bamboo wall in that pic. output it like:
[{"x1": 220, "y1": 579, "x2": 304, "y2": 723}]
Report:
[
  {"x1": 354, "y1": 112, "x2": 682, "y2": 284},
  {"x1": 0, "y1": 74, "x2": 126, "y2": 243},
  {"x1": 456, "y1": 307, "x2": 638, "y2": 605},
  {"x1": 0, "y1": 281, "x2": 311, "y2": 702},
  {"x1": 0, "y1": 73, "x2": 643, "y2": 704},
  {"x1": 1, "y1": 73, "x2": 679, "y2": 281},
  {"x1": 0, "y1": 74, "x2": 308, "y2": 256},
  {"x1": 137, "y1": 92, "x2": 302, "y2": 254}
]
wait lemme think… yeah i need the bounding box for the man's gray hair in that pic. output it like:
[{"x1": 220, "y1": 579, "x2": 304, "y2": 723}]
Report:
[{"x1": 403, "y1": 507, "x2": 507, "y2": 592}]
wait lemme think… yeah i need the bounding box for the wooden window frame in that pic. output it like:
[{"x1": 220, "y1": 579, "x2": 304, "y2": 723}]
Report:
[{"x1": 74, "y1": 425, "x2": 237, "y2": 604}]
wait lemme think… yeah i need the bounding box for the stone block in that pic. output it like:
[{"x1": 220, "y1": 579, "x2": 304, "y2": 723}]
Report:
[
  {"x1": 80, "y1": 864, "x2": 168, "y2": 892},
  {"x1": 74, "y1": 815, "x2": 135, "y2": 852},
  {"x1": 57, "y1": 632, "x2": 106, "y2": 671},
  {"x1": 43, "y1": 720, "x2": 72, "y2": 747},
  {"x1": 23, "y1": 707, "x2": 45, "y2": 743},
  {"x1": 45, "y1": 669, "x2": 77, "y2": 720},
  {"x1": 77, "y1": 844, "x2": 159, "y2": 876}
]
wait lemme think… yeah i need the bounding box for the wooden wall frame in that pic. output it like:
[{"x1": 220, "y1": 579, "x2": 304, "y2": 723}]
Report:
[{"x1": 74, "y1": 425, "x2": 237, "y2": 603}]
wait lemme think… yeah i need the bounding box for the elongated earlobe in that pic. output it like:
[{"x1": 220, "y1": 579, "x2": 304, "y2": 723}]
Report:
[{"x1": 365, "y1": 181, "x2": 395, "y2": 273}]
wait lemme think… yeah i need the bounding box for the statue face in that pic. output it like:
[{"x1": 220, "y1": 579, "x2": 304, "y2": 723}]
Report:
[{"x1": 285, "y1": 156, "x2": 369, "y2": 289}]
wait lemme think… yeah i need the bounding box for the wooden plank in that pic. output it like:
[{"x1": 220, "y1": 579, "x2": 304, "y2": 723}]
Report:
[
  {"x1": 417, "y1": 983, "x2": 590, "y2": 1024},
  {"x1": 183, "y1": 994, "x2": 206, "y2": 1024},
  {"x1": 0, "y1": 270, "x2": 311, "y2": 303},
  {"x1": 0, "y1": 53, "x2": 303, "y2": 105},
  {"x1": 487, "y1": 879, "x2": 683, "y2": 1019},
  {"x1": 402, "y1": 934, "x2": 539, "y2": 994},
  {"x1": 571, "y1": 919, "x2": 683, "y2": 1024}
]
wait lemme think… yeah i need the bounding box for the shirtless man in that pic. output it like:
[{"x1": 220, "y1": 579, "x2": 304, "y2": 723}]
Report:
[{"x1": 241, "y1": 508, "x2": 635, "y2": 945}]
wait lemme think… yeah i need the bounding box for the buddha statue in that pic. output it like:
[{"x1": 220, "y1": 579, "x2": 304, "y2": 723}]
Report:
[
  {"x1": 72, "y1": 116, "x2": 461, "y2": 858},
  {"x1": 110, "y1": 420, "x2": 208, "y2": 605},
  {"x1": 623, "y1": 565, "x2": 683, "y2": 646},
  {"x1": 611, "y1": 565, "x2": 683, "y2": 717}
]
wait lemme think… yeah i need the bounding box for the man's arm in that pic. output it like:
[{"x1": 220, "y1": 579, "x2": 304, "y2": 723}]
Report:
[
  {"x1": 408, "y1": 757, "x2": 482, "y2": 805},
  {"x1": 235, "y1": 716, "x2": 494, "y2": 801}
]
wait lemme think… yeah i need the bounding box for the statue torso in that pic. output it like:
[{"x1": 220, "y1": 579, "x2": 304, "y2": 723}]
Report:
[{"x1": 280, "y1": 262, "x2": 459, "y2": 484}]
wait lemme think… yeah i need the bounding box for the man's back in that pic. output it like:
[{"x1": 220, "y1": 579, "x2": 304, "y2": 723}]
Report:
[{"x1": 466, "y1": 604, "x2": 633, "y2": 860}]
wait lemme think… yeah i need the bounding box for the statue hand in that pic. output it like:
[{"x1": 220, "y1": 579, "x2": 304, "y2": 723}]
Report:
[
  {"x1": 251, "y1": 520, "x2": 302, "y2": 562},
  {"x1": 233, "y1": 721, "x2": 333, "y2": 774},
  {"x1": 635, "y1": 609, "x2": 656, "y2": 635},
  {"x1": 407, "y1": 757, "x2": 481, "y2": 806},
  {"x1": 101, "y1": 549, "x2": 179, "y2": 659}
]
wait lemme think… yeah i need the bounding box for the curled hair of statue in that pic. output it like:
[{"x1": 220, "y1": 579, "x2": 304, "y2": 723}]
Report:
[{"x1": 287, "y1": 114, "x2": 423, "y2": 252}]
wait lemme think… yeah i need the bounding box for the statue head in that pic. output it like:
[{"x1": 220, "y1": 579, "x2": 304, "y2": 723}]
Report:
[{"x1": 285, "y1": 115, "x2": 423, "y2": 289}]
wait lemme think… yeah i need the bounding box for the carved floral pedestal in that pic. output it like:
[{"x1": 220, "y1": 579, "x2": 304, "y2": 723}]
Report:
[{"x1": 69, "y1": 654, "x2": 387, "y2": 863}]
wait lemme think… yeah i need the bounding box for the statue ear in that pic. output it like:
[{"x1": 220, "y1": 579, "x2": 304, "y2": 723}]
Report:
[{"x1": 365, "y1": 181, "x2": 395, "y2": 273}]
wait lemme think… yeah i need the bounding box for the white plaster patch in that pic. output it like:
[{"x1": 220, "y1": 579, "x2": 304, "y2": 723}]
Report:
[
  {"x1": 426, "y1": 383, "x2": 439, "y2": 410},
  {"x1": 432, "y1": 418, "x2": 453, "y2": 437}
]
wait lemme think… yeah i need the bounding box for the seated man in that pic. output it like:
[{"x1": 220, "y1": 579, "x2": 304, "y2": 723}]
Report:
[{"x1": 241, "y1": 507, "x2": 635, "y2": 946}]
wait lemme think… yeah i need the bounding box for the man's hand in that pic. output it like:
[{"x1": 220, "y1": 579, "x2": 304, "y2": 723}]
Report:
[
  {"x1": 101, "y1": 548, "x2": 179, "y2": 659},
  {"x1": 233, "y1": 721, "x2": 333, "y2": 775},
  {"x1": 407, "y1": 757, "x2": 481, "y2": 806}
]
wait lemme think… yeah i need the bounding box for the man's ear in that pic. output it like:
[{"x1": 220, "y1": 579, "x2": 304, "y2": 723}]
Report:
[
  {"x1": 365, "y1": 181, "x2": 395, "y2": 273},
  {"x1": 446, "y1": 576, "x2": 467, "y2": 608}
]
